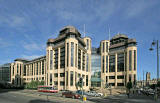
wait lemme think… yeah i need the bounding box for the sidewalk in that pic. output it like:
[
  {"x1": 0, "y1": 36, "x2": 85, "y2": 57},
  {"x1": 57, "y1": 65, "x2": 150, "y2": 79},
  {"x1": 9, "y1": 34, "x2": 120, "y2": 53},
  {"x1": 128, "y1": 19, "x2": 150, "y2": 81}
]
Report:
[{"x1": 105, "y1": 93, "x2": 160, "y2": 103}]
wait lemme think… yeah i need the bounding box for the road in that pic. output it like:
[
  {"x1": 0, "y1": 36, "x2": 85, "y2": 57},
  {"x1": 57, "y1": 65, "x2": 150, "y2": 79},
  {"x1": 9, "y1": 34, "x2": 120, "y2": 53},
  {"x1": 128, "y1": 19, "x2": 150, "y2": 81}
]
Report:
[{"x1": 0, "y1": 89, "x2": 160, "y2": 103}]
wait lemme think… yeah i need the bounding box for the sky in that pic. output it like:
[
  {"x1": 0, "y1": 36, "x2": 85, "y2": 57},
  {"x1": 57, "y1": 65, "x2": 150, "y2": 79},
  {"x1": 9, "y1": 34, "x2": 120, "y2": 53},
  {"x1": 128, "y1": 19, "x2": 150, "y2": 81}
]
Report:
[{"x1": 0, "y1": 0, "x2": 160, "y2": 80}]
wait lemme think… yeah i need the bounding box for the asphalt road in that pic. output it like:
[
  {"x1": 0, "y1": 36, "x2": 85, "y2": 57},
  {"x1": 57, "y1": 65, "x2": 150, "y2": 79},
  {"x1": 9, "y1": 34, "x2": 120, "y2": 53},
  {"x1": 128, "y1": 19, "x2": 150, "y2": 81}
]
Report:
[{"x1": 0, "y1": 89, "x2": 160, "y2": 103}]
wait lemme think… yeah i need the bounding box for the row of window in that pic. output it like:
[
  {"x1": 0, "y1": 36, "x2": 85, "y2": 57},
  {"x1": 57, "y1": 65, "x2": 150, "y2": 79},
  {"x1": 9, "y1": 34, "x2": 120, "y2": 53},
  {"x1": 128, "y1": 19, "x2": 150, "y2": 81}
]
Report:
[
  {"x1": 102, "y1": 42, "x2": 109, "y2": 53},
  {"x1": 102, "y1": 50, "x2": 136, "y2": 73},
  {"x1": 23, "y1": 61, "x2": 45, "y2": 76}
]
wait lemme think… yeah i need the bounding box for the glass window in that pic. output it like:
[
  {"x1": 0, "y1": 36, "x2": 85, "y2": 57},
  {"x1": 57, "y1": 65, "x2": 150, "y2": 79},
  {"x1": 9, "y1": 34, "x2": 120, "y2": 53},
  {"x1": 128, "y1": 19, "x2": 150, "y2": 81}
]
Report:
[
  {"x1": 102, "y1": 56, "x2": 105, "y2": 73},
  {"x1": 78, "y1": 49, "x2": 81, "y2": 69},
  {"x1": 106, "y1": 42, "x2": 108, "y2": 52},
  {"x1": 50, "y1": 50, "x2": 53, "y2": 70},
  {"x1": 67, "y1": 43, "x2": 69, "y2": 67},
  {"x1": 129, "y1": 74, "x2": 132, "y2": 82},
  {"x1": 60, "y1": 47, "x2": 65, "y2": 68},
  {"x1": 17, "y1": 64, "x2": 18, "y2": 74},
  {"x1": 54, "y1": 73, "x2": 58, "y2": 77},
  {"x1": 75, "y1": 44, "x2": 77, "y2": 67},
  {"x1": 106, "y1": 56, "x2": 108, "y2": 73},
  {"x1": 50, "y1": 73, "x2": 52, "y2": 85},
  {"x1": 117, "y1": 53, "x2": 124, "y2": 72},
  {"x1": 82, "y1": 52, "x2": 85, "y2": 71},
  {"x1": 87, "y1": 39, "x2": 89, "y2": 50},
  {"x1": 129, "y1": 50, "x2": 132, "y2": 71},
  {"x1": 54, "y1": 81, "x2": 58, "y2": 85},
  {"x1": 60, "y1": 73, "x2": 65, "y2": 77},
  {"x1": 86, "y1": 54, "x2": 89, "y2": 72},
  {"x1": 54, "y1": 49, "x2": 58, "y2": 69},
  {"x1": 70, "y1": 71, "x2": 73, "y2": 86},
  {"x1": 103, "y1": 42, "x2": 105, "y2": 52},
  {"x1": 42, "y1": 61, "x2": 44, "y2": 74},
  {"x1": 109, "y1": 55, "x2": 115, "y2": 72},
  {"x1": 71, "y1": 42, "x2": 74, "y2": 67},
  {"x1": 36, "y1": 63, "x2": 38, "y2": 75},
  {"x1": 60, "y1": 81, "x2": 65, "y2": 86},
  {"x1": 117, "y1": 75, "x2": 124, "y2": 79},
  {"x1": 23, "y1": 65, "x2": 26, "y2": 76},
  {"x1": 134, "y1": 50, "x2": 136, "y2": 70},
  {"x1": 66, "y1": 71, "x2": 68, "y2": 86},
  {"x1": 109, "y1": 76, "x2": 115, "y2": 79},
  {"x1": 86, "y1": 75, "x2": 88, "y2": 86}
]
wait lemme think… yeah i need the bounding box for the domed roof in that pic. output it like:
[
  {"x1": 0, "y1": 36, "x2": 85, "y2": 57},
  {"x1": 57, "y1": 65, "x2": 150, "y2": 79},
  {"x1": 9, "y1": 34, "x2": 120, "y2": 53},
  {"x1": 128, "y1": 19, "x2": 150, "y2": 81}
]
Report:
[{"x1": 112, "y1": 34, "x2": 128, "y2": 40}]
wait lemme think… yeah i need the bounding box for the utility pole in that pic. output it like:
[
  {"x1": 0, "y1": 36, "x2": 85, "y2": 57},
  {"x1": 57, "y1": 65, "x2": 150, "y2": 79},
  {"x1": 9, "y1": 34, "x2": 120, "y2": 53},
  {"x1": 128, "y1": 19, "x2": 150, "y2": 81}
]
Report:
[{"x1": 149, "y1": 40, "x2": 159, "y2": 101}]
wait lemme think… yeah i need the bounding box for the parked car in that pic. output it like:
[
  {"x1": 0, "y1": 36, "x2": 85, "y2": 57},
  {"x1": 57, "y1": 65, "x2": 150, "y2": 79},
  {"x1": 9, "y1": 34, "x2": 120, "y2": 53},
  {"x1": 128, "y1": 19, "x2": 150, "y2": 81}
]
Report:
[
  {"x1": 62, "y1": 91, "x2": 81, "y2": 99},
  {"x1": 86, "y1": 91, "x2": 103, "y2": 97},
  {"x1": 76, "y1": 90, "x2": 87, "y2": 95}
]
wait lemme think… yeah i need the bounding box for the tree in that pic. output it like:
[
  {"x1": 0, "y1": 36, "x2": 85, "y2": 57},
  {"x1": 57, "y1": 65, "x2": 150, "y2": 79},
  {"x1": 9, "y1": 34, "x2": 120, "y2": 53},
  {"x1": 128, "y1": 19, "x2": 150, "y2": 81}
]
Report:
[
  {"x1": 157, "y1": 81, "x2": 160, "y2": 87},
  {"x1": 25, "y1": 80, "x2": 44, "y2": 89},
  {"x1": 126, "y1": 81, "x2": 132, "y2": 98}
]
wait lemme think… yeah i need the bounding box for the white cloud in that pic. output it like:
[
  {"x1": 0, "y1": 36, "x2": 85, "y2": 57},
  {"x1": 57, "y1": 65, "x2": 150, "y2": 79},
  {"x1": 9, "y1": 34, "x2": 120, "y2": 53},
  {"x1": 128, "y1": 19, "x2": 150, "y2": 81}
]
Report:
[
  {"x1": 21, "y1": 54, "x2": 43, "y2": 60},
  {"x1": 0, "y1": 37, "x2": 11, "y2": 48},
  {"x1": 23, "y1": 42, "x2": 45, "y2": 51}
]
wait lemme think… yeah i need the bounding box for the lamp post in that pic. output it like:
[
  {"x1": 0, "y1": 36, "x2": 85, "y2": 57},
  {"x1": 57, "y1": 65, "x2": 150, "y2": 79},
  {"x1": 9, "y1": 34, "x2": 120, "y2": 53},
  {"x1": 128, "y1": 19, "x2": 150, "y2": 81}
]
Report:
[{"x1": 149, "y1": 40, "x2": 159, "y2": 101}]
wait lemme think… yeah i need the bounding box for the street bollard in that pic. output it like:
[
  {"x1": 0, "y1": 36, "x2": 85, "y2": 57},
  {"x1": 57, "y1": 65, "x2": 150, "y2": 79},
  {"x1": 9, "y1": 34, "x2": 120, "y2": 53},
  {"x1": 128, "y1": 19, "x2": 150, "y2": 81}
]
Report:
[{"x1": 83, "y1": 95, "x2": 86, "y2": 102}]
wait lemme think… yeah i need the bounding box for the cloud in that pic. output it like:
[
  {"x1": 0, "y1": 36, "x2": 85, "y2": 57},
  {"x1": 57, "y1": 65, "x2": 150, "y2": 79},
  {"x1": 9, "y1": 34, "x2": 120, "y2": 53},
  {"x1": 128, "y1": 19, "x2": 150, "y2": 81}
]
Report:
[
  {"x1": 23, "y1": 42, "x2": 45, "y2": 51},
  {"x1": 0, "y1": 37, "x2": 11, "y2": 48},
  {"x1": 21, "y1": 54, "x2": 43, "y2": 60}
]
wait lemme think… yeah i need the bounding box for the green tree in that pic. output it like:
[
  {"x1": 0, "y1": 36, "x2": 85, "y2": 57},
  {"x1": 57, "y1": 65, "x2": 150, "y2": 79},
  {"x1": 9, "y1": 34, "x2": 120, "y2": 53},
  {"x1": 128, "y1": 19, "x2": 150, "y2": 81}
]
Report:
[
  {"x1": 157, "y1": 81, "x2": 160, "y2": 87},
  {"x1": 25, "y1": 80, "x2": 44, "y2": 89},
  {"x1": 126, "y1": 81, "x2": 132, "y2": 98}
]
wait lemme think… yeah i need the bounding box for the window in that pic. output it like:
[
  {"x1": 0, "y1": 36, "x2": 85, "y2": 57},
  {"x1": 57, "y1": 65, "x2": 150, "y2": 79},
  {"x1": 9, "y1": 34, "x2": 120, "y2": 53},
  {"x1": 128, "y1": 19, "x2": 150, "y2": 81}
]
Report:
[
  {"x1": 106, "y1": 76, "x2": 108, "y2": 82},
  {"x1": 60, "y1": 47, "x2": 65, "y2": 68},
  {"x1": 13, "y1": 66, "x2": 14, "y2": 75},
  {"x1": 134, "y1": 50, "x2": 136, "y2": 70},
  {"x1": 129, "y1": 50, "x2": 132, "y2": 71},
  {"x1": 70, "y1": 71, "x2": 73, "y2": 86},
  {"x1": 102, "y1": 56, "x2": 105, "y2": 73},
  {"x1": 109, "y1": 55, "x2": 115, "y2": 72},
  {"x1": 50, "y1": 50, "x2": 53, "y2": 70},
  {"x1": 103, "y1": 42, "x2": 105, "y2": 52},
  {"x1": 106, "y1": 56, "x2": 108, "y2": 73},
  {"x1": 87, "y1": 39, "x2": 89, "y2": 50},
  {"x1": 36, "y1": 63, "x2": 38, "y2": 75},
  {"x1": 117, "y1": 83, "x2": 124, "y2": 86},
  {"x1": 54, "y1": 73, "x2": 58, "y2": 77},
  {"x1": 50, "y1": 73, "x2": 52, "y2": 85},
  {"x1": 67, "y1": 43, "x2": 69, "y2": 67},
  {"x1": 20, "y1": 64, "x2": 21, "y2": 75},
  {"x1": 117, "y1": 53, "x2": 124, "y2": 72},
  {"x1": 106, "y1": 42, "x2": 108, "y2": 52},
  {"x1": 82, "y1": 52, "x2": 85, "y2": 71},
  {"x1": 75, "y1": 44, "x2": 77, "y2": 67},
  {"x1": 24, "y1": 65, "x2": 26, "y2": 76},
  {"x1": 54, "y1": 81, "x2": 58, "y2": 85},
  {"x1": 109, "y1": 83, "x2": 115, "y2": 86},
  {"x1": 54, "y1": 49, "x2": 58, "y2": 69},
  {"x1": 75, "y1": 72, "x2": 77, "y2": 84},
  {"x1": 17, "y1": 64, "x2": 19, "y2": 74},
  {"x1": 71, "y1": 42, "x2": 74, "y2": 67},
  {"x1": 86, "y1": 54, "x2": 89, "y2": 72},
  {"x1": 60, "y1": 73, "x2": 65, "y2": 77},
  {"x1": 42, "y1": 61, "x2": 44, "y2": 74},
  {"x1": 32, "y1": 64, "x2": 33, "y2": 75},
  {"x1": 86, "y1": 75, "x2": 88, "y2": 86},
  {"x1": 134, "y1": 74, "x2": 136, "y2": 85},
  {"x1": 66, "y1": 71, "x2": 68, "y2": 86},
  {"x1": 129, "y1": 74, "x2": 132, "y2": 82},
  {"x1": 109, "y1": 76, "x2": 115, "y2": 79},
  {"x1": 78, "y1": 49, "x2": 81, "y2": 69},
  {"x1": 78, "y1": 73, "x2": 81, "y2": 78},
  {"x1": 117, "y1": 75, "x2": 124, "y2": 79},
  {"x1": 60, "y1": 81, "x2": 65, "y2": 86}
]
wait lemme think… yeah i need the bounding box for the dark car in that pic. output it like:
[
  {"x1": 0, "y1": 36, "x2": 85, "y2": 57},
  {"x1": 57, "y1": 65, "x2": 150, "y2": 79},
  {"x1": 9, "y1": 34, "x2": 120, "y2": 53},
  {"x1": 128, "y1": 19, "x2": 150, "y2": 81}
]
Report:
[{"x1": 62, "y1": 91, "x2": 80, "y2": 99}]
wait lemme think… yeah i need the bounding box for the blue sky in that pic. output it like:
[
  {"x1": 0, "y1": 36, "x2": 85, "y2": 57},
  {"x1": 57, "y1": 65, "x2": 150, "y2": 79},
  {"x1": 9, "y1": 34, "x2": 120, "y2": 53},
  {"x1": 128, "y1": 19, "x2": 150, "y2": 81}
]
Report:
[{"x1": 0, "y1": 0, "x2": 160, "y2": 80}]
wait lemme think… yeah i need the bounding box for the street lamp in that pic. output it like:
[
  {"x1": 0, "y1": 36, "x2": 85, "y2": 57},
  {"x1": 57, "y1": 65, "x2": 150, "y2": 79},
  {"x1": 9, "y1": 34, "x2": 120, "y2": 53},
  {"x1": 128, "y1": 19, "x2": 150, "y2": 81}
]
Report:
[{"x1": 149, "y1": 40, "x2": 159, "y2": 101}]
